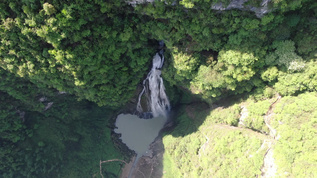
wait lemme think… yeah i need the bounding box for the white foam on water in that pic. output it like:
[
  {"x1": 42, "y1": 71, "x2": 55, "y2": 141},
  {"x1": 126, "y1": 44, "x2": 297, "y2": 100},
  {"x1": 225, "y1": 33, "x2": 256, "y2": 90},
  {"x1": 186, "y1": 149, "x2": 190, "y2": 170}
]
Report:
[{"x1": 136, "y1": 52, "x2": 171, "y2": 118}]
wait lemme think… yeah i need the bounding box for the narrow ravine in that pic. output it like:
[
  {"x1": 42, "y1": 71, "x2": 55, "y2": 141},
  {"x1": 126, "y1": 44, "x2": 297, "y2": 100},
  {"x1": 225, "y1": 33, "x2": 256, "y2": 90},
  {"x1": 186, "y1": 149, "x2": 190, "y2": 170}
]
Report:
[
  {"x1": 261, "y1": 95, "x2": 281, "y2": 177},
  {"x1": 114, "y1": 44, "x2": 170, "y2": 178}
]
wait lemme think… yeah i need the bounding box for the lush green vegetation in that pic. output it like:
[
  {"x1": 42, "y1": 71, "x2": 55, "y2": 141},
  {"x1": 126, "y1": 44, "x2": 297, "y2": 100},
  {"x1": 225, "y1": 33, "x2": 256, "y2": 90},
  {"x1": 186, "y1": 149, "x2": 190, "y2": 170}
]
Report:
[
  {"x1": 0, "y1": 0, "x2": 155, "y2": 107},
  {"x1": 1, "y1": 0, "x2": 316, "y2": 107},
  {"x1": 0, "y1": 87, "x2": 126, "y2": 177},
  {"x1": 162, "y1": 101, "x2": 269, "y2": 177},
  {"x1": 162, "y1": 91, "x2": 317, "y2": 177},
  {"x1": 272, "y1": 93, "x2": 317, "y2": 177},
  {"x1": 1, "y1": 0, "x2": 317, "y2": 177}
]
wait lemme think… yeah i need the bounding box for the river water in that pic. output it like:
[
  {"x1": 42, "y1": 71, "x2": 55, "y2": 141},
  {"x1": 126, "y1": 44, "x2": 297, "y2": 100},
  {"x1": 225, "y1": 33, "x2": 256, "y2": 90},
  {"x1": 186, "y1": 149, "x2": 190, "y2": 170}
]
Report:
[{"x1": 114, "y1": 114, "x2": 167, "y2": 155}]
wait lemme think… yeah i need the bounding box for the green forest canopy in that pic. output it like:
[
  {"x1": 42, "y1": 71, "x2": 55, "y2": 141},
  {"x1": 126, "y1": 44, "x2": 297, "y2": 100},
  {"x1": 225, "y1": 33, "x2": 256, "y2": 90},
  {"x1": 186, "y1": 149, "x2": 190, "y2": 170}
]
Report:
[{"x1": 1, "y1": 0, "x2": 317, "y2": 177}]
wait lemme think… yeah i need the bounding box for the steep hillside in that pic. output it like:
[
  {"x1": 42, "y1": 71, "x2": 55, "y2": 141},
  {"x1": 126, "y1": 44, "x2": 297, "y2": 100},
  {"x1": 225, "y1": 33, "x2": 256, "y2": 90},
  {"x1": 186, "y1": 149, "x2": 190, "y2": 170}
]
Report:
[
  {"x1": 1, "y1": 0, "x2": 317, "y2": 177},
  {"x1": 161, "y1": 92, "x2": 317, "y2": 177}
]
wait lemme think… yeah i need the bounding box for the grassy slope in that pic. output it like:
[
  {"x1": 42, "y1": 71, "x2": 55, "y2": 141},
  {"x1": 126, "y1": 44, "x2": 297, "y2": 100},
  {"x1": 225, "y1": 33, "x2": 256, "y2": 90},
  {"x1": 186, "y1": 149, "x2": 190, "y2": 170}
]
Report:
[
  {"x1": 162, "y1": 102, "x2": 269, "y2": 178},
  {"x1": 162, "y1": 92, "x2": 317, "y2": 177},
  {"x1": 271, "y1": 93, "x2": 317, "y2": 177}
]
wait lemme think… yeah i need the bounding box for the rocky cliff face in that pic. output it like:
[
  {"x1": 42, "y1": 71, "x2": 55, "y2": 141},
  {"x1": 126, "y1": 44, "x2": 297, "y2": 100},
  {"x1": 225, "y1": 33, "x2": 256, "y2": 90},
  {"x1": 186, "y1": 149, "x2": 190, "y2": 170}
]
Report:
[
  {"x1": 211, "y1": 0, "x2": 271, "y2": 17},
  {"x1": 128, "y1": 0, "x2": 272, "y2": 17}
]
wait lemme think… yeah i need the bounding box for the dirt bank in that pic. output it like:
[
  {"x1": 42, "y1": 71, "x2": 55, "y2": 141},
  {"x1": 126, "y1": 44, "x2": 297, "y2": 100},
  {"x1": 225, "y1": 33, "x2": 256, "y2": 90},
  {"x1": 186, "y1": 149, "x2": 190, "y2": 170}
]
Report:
[
  {"x1": 127, "y1": 137, "x2": 165, "y2": 178},
  {"x1": 120, "y1": 156, "x2": 136, "y2": 178}
]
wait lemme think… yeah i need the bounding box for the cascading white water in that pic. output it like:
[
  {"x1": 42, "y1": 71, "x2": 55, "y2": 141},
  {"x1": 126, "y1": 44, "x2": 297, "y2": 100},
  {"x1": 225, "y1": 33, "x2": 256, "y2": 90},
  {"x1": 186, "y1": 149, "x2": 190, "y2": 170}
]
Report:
[
  {"x1": 136, "y1": 50, "x2": 171, "y2": 118},
  {"x1": 115, "y1": 46, "x2": 170, "y2": 178}
]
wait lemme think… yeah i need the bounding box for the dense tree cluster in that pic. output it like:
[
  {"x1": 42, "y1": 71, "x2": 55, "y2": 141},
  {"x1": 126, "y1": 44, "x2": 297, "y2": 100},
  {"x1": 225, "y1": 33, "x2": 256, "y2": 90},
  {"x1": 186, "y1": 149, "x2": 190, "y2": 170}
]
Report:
[
  {"x1": 1, "y1": 0, "x2": 317, "y2": 177},
  {"x1": 1, "y1": 0, "x2": 316, "y2": 106},
  {"x1": 0, "y1": 90, "x2": 125, "y2": 177},
  {"x1": 1, "y1": 0, "x2": 156, "y2": 107},
  {"x1": 157, "y1": 0, "x2": 317, "y2": 102}
]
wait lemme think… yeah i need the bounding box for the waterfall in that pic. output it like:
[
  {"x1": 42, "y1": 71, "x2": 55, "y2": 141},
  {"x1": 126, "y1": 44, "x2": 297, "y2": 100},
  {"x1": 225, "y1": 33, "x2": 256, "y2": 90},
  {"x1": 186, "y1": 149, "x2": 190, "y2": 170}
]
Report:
[{"x1": 136, "y1": 48, "x2": 171, "y2": 119}]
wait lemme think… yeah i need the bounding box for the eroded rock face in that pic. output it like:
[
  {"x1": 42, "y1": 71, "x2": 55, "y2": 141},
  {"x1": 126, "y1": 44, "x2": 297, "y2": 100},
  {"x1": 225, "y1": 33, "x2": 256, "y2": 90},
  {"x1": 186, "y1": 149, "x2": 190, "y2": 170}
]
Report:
[
  {"x1": 128, "y1": 0, "x2": 155, "y2": 6},
  {"x1": 261, "y1": 147, "x2": 278, "y2": 178},
  {"x1": 211, "y1": 0, "x2": 271, "y2": 17},
  {"x1": 128, "y1": 0, "x2": 271, "y2": 18},
  {"x1": 45, "y1": 102, "x2": 54, "y2": 111}
]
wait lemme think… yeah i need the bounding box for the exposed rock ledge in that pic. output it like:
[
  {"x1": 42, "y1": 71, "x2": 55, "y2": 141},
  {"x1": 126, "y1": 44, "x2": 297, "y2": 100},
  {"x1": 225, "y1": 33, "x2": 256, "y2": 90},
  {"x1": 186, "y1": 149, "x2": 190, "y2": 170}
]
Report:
[{"x1": 128, "y1": 0, "x2": 272, "y2": 18}]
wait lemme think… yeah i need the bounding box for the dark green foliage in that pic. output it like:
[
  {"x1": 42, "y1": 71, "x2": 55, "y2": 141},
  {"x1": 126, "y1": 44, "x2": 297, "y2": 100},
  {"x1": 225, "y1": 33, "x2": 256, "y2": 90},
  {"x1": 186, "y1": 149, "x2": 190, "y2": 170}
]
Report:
[
  {"x1": 0, "y1": 92, "x2": 124, "y2": 177},
  {"x1": 145, "y1": 0, "x2": 316, "y2": 103},
  {"x1": 0, "y1": 66, "x2": 124, "y2": 177},
  {"x1": 0, "y1": 93, "x2": 28, "y2": 176},
  {"x1": 1, "y1": 0, "x2": 317, "y2": 177},
  {"x1": 0, "y1": 67, "x2": 60, "y2": 111},
  {"x1": 0, "y1": 0, "x2": 155, "y2": 108},
  {"x1": 1, "y1": 0, "x2": 316, "y2": 106},
  {"x1": 274, "y1": 61, "x2": 317, "y2": 96},
  {"x1": 189, "y1": 48, "x2": 260, "y2": 99}
]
